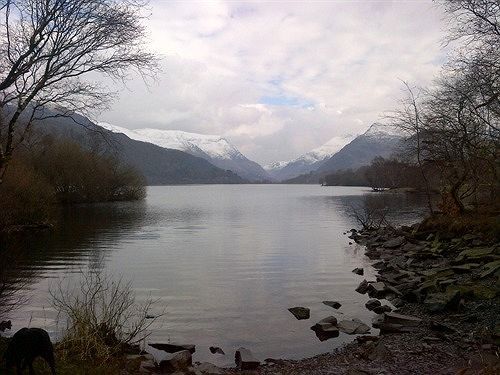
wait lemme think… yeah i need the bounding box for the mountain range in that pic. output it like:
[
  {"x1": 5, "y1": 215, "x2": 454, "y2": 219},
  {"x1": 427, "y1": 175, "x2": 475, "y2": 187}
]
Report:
[
  {"x1": 25, "y1": 106, "x2": 403, "y2": 185},
  {"x1": 100, "y1": 124, "x2": 270, "y2": 182},
  {"x1": 264, "y1": 134, "x2": 356, "y2": 181},
  {"x1": 26, "y1": 110, "x2": 245, "y2": 185}
]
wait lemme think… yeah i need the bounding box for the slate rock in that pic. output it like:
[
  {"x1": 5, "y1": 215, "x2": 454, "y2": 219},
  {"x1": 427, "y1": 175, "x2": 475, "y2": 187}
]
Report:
[
  {"x1": 365, "y1": 299, "x2": 382, "y2": 311},
  {"x1": 383, "y1": 312, "x2": 422, "y2": 327},
  {"x1": 288, "y1": 306, "x2": 310, "y2": 320},
  {"x1": 355, "y1": 280, "x2": 370, "y2": 294},
  {"x1": 235, "y1": 347, "x2": 260, "y2": 370},
  {"x1": 373, "y1": 305, "x2": 392, "y2": 314},
  {"x1": 338, "y1": 319, "x2": 371, "y2": 334}
]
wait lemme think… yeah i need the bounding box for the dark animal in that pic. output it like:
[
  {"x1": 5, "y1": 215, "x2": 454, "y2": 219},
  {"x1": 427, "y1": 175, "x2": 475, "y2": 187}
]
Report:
[
  {"x1": 0, "y1": 320, "x2": 11, "y2": 332},
  {"x1": 3, "y1": 327, "x2": 56, "y2": 375}
]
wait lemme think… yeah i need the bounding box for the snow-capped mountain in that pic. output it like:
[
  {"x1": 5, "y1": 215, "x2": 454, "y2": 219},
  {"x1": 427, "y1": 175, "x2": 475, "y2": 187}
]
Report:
[
  {"x1": 100, "y1": 123, "x2": 271, "y2": 182},
  {"x1": 265, "y1": 134, "x2": 356, "y2": 181},
  {"x1": 317, "y1": 123, "x2": 403, "y2": 173}
]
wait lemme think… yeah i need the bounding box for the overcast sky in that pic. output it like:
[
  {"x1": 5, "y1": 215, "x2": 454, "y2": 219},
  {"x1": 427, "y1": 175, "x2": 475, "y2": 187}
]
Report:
[{"x1": 99, "y1": 0, "x2": 448, "y2": 165}]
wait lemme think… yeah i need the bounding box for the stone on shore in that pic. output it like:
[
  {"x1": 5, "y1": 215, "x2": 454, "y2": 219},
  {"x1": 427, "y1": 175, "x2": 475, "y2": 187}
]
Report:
[
  {"x1": 323, "y1": 300, "x2": 342, "y2": 309},
  {"x1": 235, "y1": 347, "x2": 260, "y2": 370},
  {"x1": 288, "y1": 306, "x2": 310, "y2": 320},
  {"x1": 337, "y1": 319, "x2": 370, "y2": 334},
  {"x1": 365, "y1": 299, "x2": 382, "y2": 311},
  {"x1": 373, "y1": 305, "x2": 392, "y2": 314},
  {"x1": 311, "y1": 316, "x2": 340, "y2": 340},
  {"x1": 367, "y1": 282, "x2": 386, "y2": 298},
  {"x1": 355, "y1": 280, "x2": 370, "y2": 294},
  {"x1": 352, "y1": 267, "x2": 364, "y2": 275},
  {"x1": 159, "y1": 350, "x2": 192, "y2": 373},
  {"x1": 383, "y1": 312, "x2": 422, "y2": 327}
]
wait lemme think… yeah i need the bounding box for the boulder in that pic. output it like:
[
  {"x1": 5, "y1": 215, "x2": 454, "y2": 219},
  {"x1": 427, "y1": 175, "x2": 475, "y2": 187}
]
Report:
[
  {"x1": 383, "y1": 236, "x2": 406, "y2": 249},
  {"x1": 235, "y1": 347, "x2": 260, "y2": 370},
  {"x1": 352, "y1": 267, "x2": 364, "y2": 275},
  {"x1": 159, "y1": 350, "x2": 192, "y2": 373},
  {"x1": 355, "y1": 280, "x2": 370, "y2": 294},
  {"x1": 365, "y1": 299, "x2": 382, "y2": 311},
  {"x1": 323, "y1": 300, "x2": 342, "y2": 309},
  {"x1": 337, "y1": 319, "x2": 370, "y2": 334},
  {"x1": 288, "y1": 306, "x2": 310, "y2": 320},
  {"x1": 209, "y1": 346, "x2": 225, "y2": 355},
  {"x1": 383, "y1": 312, "x2": 422, "y2": 327},
  {"x1": 310, "y1": 316, "x2": 339, "y2": 341}
]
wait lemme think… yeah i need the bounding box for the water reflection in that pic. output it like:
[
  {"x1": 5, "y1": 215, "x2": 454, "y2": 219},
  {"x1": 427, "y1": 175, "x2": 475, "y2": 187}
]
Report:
[{"x1": 1, "y1": 186, "x2": 427, "y2": 364}]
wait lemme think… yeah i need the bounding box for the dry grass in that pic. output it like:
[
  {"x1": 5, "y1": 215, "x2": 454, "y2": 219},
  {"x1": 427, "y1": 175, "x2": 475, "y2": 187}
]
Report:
[{"x1": 50, "y1": 271, "x2": 161, "y2": 365}]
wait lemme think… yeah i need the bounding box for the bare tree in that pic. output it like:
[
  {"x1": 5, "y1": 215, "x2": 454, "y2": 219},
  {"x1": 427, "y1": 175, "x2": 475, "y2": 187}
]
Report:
[
  {"x1": 386, "y1": 82, "x2": 435, "y2": 214},
  {"x1": 0, "y1": 0, "x2": 157, "y2": 183}
]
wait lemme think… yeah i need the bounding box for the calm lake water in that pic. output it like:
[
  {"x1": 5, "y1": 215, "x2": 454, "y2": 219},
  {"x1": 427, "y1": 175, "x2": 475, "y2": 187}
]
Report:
[{"x1": 2, "y1": 185, "x2": 428, "y2": 365}]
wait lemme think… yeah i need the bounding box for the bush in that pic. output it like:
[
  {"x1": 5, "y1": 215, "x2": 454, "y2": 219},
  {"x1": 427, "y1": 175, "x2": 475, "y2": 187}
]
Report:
[
  {"x1": 0, "y1": 158, "x2": 55, "y2": 228},
  {"x1": 33, "y1": 139, "x2": 146, "y2": 203},
  {"x1": 50, "y1": 272, "x2": 159, "y2": 364}
]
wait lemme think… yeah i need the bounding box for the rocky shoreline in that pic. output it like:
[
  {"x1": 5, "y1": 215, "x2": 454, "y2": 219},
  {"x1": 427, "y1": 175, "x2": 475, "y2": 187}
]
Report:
[{"x1": 219, "y1": 223, "x2": 499, "y2": 374}]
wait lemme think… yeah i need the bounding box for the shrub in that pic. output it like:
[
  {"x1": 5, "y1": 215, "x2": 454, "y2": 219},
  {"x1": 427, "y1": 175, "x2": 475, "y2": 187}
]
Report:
[
  {"x1": 50, "y1": 272, "x2": 159, "y2": 364},
  {"x1": 0, "y1": 158, "x2": 55, "y2": 228}
]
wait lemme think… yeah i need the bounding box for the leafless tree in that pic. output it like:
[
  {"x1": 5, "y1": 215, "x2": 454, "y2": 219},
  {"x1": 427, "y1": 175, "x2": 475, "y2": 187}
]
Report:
[
  {"x1": 350, "y1": 196, "x2": 390, "y2": 230},
  {"x1": 0, "y1": 0, "x2": 157, "y2": 183},
  {"x1": 386, "y1": 82, "x2": 435, "y2": 214}
]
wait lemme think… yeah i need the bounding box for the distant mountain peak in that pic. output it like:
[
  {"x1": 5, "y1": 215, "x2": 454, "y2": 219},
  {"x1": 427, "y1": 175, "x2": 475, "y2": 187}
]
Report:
[
  {"x1": 99, "y1": 123, "x2": 270, "y2": 181},
  {"x1": 363, "y1": 123, "x2": 402, "y2": 138},
  {"x1": 264, "y1": 133, "x2": 355, "y2": 180}
]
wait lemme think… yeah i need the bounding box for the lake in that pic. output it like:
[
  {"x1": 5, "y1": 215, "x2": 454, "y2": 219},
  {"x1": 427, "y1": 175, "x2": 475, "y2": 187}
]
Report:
[{"x1": 1, "y1": 185, "x2": 428, "y2": 365}]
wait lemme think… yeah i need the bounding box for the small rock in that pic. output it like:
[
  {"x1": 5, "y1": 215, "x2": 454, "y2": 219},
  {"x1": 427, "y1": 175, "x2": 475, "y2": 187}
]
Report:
[
  {"x1": 288, "y1": 306, "x2": 310, "y2": 320},
  {"x1": 209, "y1": 346, "x2": 225, "y2": 355},
  {"x1": 365, "y1": 299, "x2": 382, "y2": 311},
  {"x1": 367, "y1": 282, "x2": 386, "y2": 298},
  {"x1": 384, "y1": 312, "x2": 422, "y2": 327},
  {"x1": 373, "y1": 305, "x2": 392, "y2": 314},
  {"x1": 338, "y1": 319, "x2": 370, "y2": 334},
  {"x1": 311, "y1": 316, "x2": 339, "y2": 341},
  {"x1": 352, "y1": 267, "x2": 364, "y2": 275},
  {"x1": 355, "y1": 280, "x2": 370, "y2": 294},
  {"x1": 235, "y1": 347, "x2": 260, "y2": 370},
  {"x1": 323, "y1": 300, "x2": 342, "y2": 309}
]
